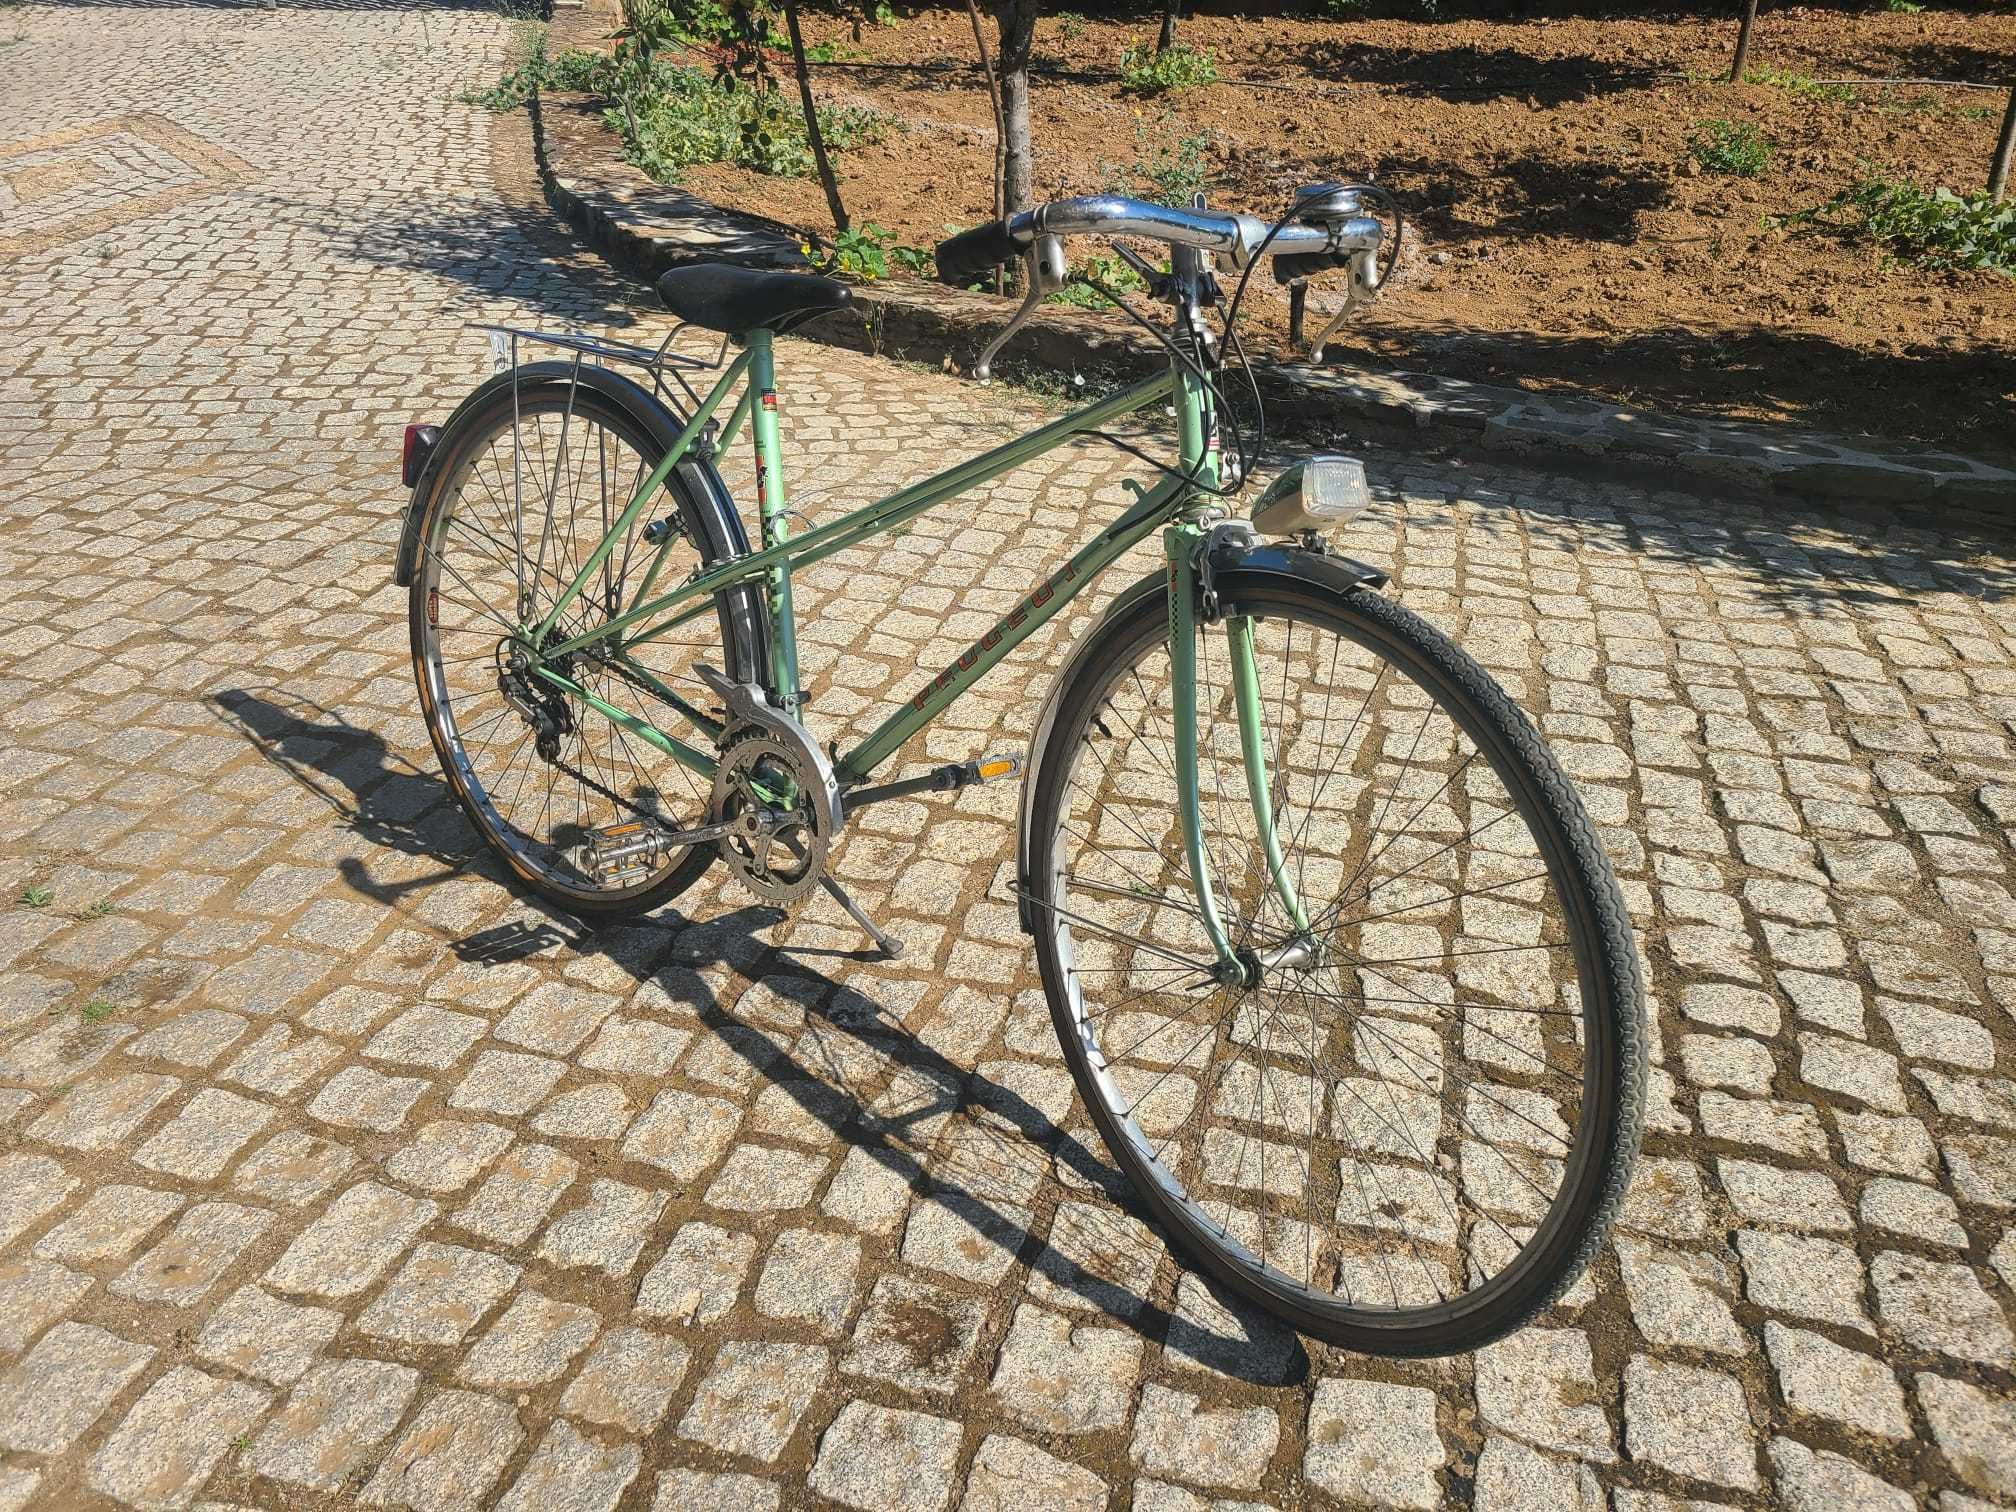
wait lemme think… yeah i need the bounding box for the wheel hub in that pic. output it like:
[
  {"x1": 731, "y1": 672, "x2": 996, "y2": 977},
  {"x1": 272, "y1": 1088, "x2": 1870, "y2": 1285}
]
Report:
[{"x1": 495, "y1": 642, "x2": 574, "y2": 764}]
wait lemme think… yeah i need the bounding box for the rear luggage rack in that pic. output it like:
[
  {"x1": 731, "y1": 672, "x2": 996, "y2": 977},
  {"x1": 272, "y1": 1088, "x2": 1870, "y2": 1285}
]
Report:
[{"x1": 467, "y1": 322, "x2": 731, "y2": 413}]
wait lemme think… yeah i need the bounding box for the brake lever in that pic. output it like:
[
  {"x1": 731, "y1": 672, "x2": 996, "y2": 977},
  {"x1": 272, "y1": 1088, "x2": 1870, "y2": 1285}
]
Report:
[{"x1": 971, "y1": 233, "x2": 1067, "y2": 382}]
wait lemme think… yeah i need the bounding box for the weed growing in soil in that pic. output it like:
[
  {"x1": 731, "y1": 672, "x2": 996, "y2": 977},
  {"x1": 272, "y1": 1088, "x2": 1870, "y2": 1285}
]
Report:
[
  {"x1": 1783, "y1": 175, "x2": 2016, "y2": 275},
  {"x1": 466, "y1": 36, "x2": 892, "y2": 185},
  {"x1": 463, "y1": 38, "x2": 603, "y2": 111},
  {"x1": 1119, "y1": 40, "x2": 1219, "y2": 95},
  {"x1": 1744, "y1": 67, "x2": 1854, "y2": 104},
  {"x1": 1689, "y1": 120, "x2": 1770, "y2": 178},
  {"x1": 1057, "y1": 11, "x2": 1087, "y2": 40},
  {"x1": 80, "y1": 1001, "x2": 117, "y2": 1025},
  {"x1": 17, "y1": 884, "x2": 52, "y2": 909},
  {"x1": 825, "y1": 224, "x2": 891, "y2": 279},
  {"x1": 1047, "y1": 251, "x2": 1150, "y2": 309},
  {"x1": 1102, "y1": 113, "x2": 1215, "y2": 206},
  {"x1": 81, "y1": 900, "x2": 116, "y2": 919}
]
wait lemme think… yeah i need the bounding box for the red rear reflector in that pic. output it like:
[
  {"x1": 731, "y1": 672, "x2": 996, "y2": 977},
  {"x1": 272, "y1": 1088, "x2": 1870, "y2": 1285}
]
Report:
[{"x1": 402, "y1": 424, "x2": 440, "y2": 488}]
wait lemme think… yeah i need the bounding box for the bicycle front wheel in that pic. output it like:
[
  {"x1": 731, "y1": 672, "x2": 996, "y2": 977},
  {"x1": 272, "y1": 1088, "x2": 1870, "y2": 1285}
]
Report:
[{"x1": 1025, "y1": 571, "x2": 1644, "y2": 1355}]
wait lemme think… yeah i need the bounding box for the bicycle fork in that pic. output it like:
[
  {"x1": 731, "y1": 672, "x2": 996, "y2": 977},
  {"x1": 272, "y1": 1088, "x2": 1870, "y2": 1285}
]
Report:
[{"x1": 1166, "y1": 522, "x2": 1312, "y2": 986}]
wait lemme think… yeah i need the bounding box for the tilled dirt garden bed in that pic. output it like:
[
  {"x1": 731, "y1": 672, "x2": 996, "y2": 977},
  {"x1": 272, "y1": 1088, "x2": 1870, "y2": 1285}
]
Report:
[{"x1": 662, "y1": 5, "x2": 2016, "y2": 457}]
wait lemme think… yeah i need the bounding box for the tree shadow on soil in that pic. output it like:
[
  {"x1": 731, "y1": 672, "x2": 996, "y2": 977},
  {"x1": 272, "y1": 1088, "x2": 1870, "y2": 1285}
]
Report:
[
  {"x1": 1268, "y1": 39, "x2": 1661, "y2": 102},
  {"x1": 1370, "y1": 149, "x2": 1674, "y2": 243},
  {"x1": 208, "y1": 686, "x2": 1312, "y2": 1386}
]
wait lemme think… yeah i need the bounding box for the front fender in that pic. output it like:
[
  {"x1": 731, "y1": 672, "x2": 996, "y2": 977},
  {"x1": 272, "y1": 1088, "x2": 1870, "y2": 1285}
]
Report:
[{"x1": 1014, "y1": 540, "x2": 1386, "y2": 934}]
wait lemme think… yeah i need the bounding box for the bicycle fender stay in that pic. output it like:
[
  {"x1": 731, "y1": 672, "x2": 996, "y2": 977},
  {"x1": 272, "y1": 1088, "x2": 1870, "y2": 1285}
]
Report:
[{"x1": 1014, "y1": 541, "x2": 1387, "y2": 935}]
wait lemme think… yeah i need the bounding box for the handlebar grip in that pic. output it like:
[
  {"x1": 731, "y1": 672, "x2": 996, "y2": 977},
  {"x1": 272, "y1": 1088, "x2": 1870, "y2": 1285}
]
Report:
[
  {"x1": 935, "y1": 219, "x2": 1022, "y2": 287},
  {"x1": 1272, "y1": 251, "x2": 1353, "y2": 285}
]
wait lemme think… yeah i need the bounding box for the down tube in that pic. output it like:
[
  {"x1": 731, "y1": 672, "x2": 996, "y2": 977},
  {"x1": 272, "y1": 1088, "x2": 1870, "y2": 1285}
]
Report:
[{"x1": 836, "y1": 479, "x2": 1186, "y2": 785}]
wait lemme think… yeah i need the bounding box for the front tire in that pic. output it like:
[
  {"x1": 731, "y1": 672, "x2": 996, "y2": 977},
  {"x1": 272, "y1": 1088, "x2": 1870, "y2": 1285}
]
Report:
[{"x1": 1025, "y1": 572, "x2": 1645, "y2": 1355}]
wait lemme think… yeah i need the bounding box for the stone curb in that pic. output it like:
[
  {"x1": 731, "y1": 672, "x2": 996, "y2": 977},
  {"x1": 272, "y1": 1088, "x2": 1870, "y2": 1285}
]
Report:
[{"x1": 525, "y1": 82, "x2": 2016, "y2": 514}]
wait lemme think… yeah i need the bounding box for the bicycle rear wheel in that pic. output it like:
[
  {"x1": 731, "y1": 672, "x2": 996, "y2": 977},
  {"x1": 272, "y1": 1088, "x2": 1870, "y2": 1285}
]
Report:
[
  {"x1": 1025, "y1": 571, "x2": 1644, "y2": 1355},
  {"x1": 409, "y1": 371, "x2": 758, "y2": 918}
]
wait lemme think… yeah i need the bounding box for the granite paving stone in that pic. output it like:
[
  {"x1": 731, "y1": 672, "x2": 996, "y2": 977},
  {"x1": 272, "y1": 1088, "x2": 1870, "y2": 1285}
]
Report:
[{"x1": 2, "y1": 12, "x2": 2014, "y2": 1501}]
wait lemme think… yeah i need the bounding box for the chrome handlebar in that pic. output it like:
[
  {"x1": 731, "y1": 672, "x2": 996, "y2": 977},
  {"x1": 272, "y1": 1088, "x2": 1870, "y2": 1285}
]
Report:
[
  {"x1": 940, "y1": 187, "x2": 1395, "y2": 378},
  {"x1": 1007, "y1": 194, "x2": 1383, "y2": 272}
]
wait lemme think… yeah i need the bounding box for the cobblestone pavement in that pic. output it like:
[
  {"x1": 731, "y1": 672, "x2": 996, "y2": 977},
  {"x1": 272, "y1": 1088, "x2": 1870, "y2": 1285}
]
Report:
[{"x1": 5, "y1": 5, "x2": 2016, "y2": 1511}]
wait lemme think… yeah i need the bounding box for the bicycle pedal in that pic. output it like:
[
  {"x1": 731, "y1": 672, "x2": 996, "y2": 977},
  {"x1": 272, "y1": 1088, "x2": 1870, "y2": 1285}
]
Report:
[
  {"x1": 575, "y1": 820, "x2": 663, "y2": 885},
  {"x1": 967, "y1": 754, "x2": 1023, "y2": 784}
]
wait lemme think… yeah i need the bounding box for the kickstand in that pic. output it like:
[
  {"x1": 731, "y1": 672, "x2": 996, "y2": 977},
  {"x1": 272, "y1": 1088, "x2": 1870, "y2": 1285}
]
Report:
[{"x1": 820, "y1": 875, "x2": 905, "y2": 961}]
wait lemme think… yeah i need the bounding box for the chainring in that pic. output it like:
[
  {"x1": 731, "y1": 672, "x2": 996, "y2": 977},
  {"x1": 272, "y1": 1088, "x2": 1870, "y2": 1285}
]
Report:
[{"x1": 710, "y1": 732, "x2": 830, "y2": 904}]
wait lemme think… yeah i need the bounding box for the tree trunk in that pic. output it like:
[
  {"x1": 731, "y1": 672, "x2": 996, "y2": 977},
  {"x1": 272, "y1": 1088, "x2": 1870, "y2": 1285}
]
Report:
[
  {"x1": 782, "y1": 0, "x2": 849, "y2": 235},
  {"x1": 994, "y1": 0, "x2": 1037, "y2": 216},
  {"x1": 1157, "y1": 0, "x2": 1180, "y2": 53},
  {"x1": 1727, "y1": 0, "x2": 1759, "y2": 84},
  {"x1": 1990, "y1": 84, "x2": 2016, "y2": 200},
  {"x1": 965, "y1": 0, "x2": 1008, "y2": 293}
]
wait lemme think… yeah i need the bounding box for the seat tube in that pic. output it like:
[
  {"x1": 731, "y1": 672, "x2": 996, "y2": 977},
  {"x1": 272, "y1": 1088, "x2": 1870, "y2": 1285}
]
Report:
[{"x1": 746, "y1": 330, "x2": 801, "y2": 708}]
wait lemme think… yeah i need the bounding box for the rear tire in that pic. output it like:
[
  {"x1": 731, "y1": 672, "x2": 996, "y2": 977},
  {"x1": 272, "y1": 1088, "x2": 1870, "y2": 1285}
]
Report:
[
  {"x1": 408, "y1": 371, "x2": 760, "y2": 920},
  {"x1": 1026, "y1": 572, "x2": 1645, "y2": 1355}
]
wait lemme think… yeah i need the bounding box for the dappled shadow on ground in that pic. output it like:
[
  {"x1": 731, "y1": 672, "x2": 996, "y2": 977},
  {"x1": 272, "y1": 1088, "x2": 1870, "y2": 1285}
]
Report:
[
  {"x1": 285, "y1": 191, "x2": 653, "y2": 331},
  {"x1": 208, "y1": 687, "x2": 1312, "y2": 1383},
  {"x1": 1501, "y1": 479, "x2": 2016, "y2": 616},
  {"x1": 1331, "y1": 314, "x2": 2016, "y2": 470},
  {"x1": 41, "y1": 0, "x2": 497, "y2": 9},
  {"x1": 1265, "y1": 39, "x2": 1660, "y2": 102}
]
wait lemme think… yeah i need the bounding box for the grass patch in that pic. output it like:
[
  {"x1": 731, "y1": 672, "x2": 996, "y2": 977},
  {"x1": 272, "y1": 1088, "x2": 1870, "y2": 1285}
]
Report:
[
  {"x1": 1744, "y1": 66, "x2": 1854, "y2": 104},
  {"x1": 81, "y1": 899, "x2": 117, "y2": 919},
  {"x1": 80, "y1": 1001, "x2": 117, "y2": 1025},
  {"x1": 18, "y1": 884, "x2": 52, "y2": 909},
  {"x1": 1119, "y1": 40, "x2": 1219, "y2": 95},
  {"x1": 1689, "y1": 119, "x2": 1770, "y2": 178},
  {"x1": 1782, "y1": 175, "x2": 2016, "y2": 275}
]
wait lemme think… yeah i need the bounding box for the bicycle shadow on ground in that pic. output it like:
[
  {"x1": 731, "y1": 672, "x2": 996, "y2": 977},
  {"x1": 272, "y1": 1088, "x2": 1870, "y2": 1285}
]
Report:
[{"x1": 208, "y1": 686, "x2": 1312, "y2": 1386}]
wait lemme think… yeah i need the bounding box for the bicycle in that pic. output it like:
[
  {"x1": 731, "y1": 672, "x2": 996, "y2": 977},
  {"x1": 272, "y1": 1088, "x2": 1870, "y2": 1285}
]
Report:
[{"x1": 393, "y1": 186, "x2": 1646, "y2": 1356}]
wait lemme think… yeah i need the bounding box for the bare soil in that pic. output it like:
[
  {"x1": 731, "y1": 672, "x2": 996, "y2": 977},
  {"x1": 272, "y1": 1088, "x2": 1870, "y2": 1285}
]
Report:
[{"x1": 674, "y1": 6, "x2": 2016, "y2": 455}]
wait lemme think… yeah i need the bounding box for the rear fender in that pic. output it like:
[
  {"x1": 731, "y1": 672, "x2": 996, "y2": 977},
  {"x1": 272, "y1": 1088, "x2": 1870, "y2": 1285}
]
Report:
[{"x1": 394, "y1": 361, "x2": 767, "y2": 686}]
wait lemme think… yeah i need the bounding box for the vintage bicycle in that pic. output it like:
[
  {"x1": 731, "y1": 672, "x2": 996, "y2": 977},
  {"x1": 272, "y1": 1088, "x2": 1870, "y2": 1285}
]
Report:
[{"x1": 394, "y1": 187, "x2": 1645, "y2": 1356}]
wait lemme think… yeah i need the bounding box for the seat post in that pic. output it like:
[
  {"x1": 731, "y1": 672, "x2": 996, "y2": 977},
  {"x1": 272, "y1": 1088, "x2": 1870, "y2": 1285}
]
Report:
[{"x1": 746, "y1": 329, "x2": 801, "y2": 710}]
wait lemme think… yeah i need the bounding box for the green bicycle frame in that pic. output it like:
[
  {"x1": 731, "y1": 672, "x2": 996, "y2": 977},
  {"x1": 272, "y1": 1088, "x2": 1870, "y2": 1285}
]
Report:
[{"x1": 519, "y1": 324, "x2": 1308, "y2": 971}]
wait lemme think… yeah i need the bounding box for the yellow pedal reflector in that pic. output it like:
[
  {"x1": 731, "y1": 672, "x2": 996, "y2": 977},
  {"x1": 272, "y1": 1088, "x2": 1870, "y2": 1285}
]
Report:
[{"x1": 975, "y1": 755, "x2": 1022, "y2": 782}]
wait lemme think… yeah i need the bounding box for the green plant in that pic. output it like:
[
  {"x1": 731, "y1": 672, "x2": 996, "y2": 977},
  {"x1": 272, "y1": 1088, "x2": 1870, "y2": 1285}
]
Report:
[
  {"x1": 1689, "y1": 119, "x2": 1770, "y2": 178},
  {"x1": 819, "y1": 223, "x2": 893, "y2": 280},
  {"x1": 1884, "y1": 0, "x2": 1924, "y2": 12},
  {"x1": 18, "y1": 884, "x2": 51, "y2": 909},
  {"x1": 1058, "y1": 10, "x2": 1087, "y2": 38},
  {"x1": 80, "y1": 1001, "x2": 117, "y2": 1024},
  {"x1": 1786, "y1": 175, "x2": 2016, "y2": 274},
  {"x1": 462, "y1": 39, "x2": 606, "y2": 111},
  {"x1": 1047, "y1": 251, "x2": 1150, "y2": 309},
  {"x1": 1118, "y1": 39, "x2": 1218, "y2": 95},
  {"x1": 1743, "y1": 66, "x2": 1853, "y2": 104},
  {"x1": 890, "y1": 243, "x2": 934, "y2": 277},
  {"x1": 81, "y1": 899, "x2": 116, "y2": 918},
  {"x1": 1102, "y1": 114, "x2": 1215, "y2": 207}
]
